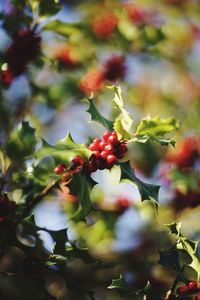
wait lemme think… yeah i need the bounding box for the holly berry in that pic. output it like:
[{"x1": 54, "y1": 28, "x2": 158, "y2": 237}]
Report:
[
  {"x1": 54, "y1": 164, "x2": 65, "y2": 174},
  {"x1": 100, "y1": 151, "x2": 108, "y2": 160},
  {"x1": 116, "y1": 197, "x2": 131, "y2": 213},
  {"x1": 86, "y1": 131, "x2": 128, "y2": 174},
  {"x1": 107, "y1": 154, "x2": 117, "y2": 164},
  {"x1": 89, "y1": 143, "x2": 99, "y2": 151},
  {"x1": 118, "y1": 143, "x2": 127, "y2": 154},
  {"x1": 102, "y1": 131, "x2": 112, "y2": 142},
  {"x1": 196, "y1": 293, "x2": 200, "y2": 300},
  {"x1": 103, "y1": 55, "x2": 126, "y2": 82},
  {"x1": 187, "y1": 281, "x2": 197, "y2": 291},
  {"x1": 93, "y1": 138, "x2": 101, "y2": 145},
  {"x1": 71, "y1": 155, "x2": 84, "y2": 166},
  {"x1": 177, "y1": 285, "x2": 188, "y2": 295},
  {"x1": 6, "y1": 28, "x2": 41, "y2": 76},
  {"x1": 0, "y1": 68, "x2": 13, "y2": 86},
  {"x1": 108, "y1": 135, "x2": 118, "y2": 146},
  {"x1": 104, "y1": 144, "x2": 114, "y2": 155}
]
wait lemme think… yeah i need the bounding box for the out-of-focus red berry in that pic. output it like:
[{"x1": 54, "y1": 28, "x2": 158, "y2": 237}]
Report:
[
  {"x1": 187, "y1": 281, "x2": 197, "y2": 291},
  {"x1": 116, "y1": 197, "x2": 131, "y2": 212},
  {"x1": 177, "y1": 285, "x2": 188, "y2": 295},
  {"x1": 166, "y1": 136, "x2": 200, "y2": 169},
  {"x1": 124, "y1": 4, "x2": 147, "y2": 25},
  {"x1": 103, "y1": 55, "x2": 126, "y2": 82},
  {"x1": 0, "y1": 68, "x2": 13, "y2": 86},
  {"x1": 79, "y1": 68, "x2": 104, "y2": 94},
  {"x1": 6, "y1": 28, "x2": 41, "y2": 76},
  {"x1": 56, "y1": 47, "x2": 79, "y2": 68},
  {"x1": 92, "y1": 13, "x2": 118, "y2": 39},
  {"x1": 196, "y1": 293, "x2": 200, "y2": 300}
]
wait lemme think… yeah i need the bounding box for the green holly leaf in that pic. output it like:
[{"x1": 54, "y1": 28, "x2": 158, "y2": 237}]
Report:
[
  {"x1": 42, "y1": 20, "x2": 81, "y2": 37},
  {"x1": 48, "y1": 229, "x2": 68, "y2": 256},
  {"x1": 6, "y1": 122, "x2": 37, "y2": 162},
  {"x1": 135, "y1": 115, "x2": 178, "y2": 138},
  {"x1": 177, "y1": 237, "x2": 200, "y2": 280},
  {"x1": 132, "y1": 135, "x2": 176, "y2": 147},
  {"x1": 166, "y1": 222, "x2": 182, "y2": 236},
  {"x1": 35, "y1": 133, "x2": 90, "y2": 161},
  {"x1": 120, "y1": 161, "x2": 160, "y2": 203},
  {"x1": 158, "y1": 247, "x2": 179, "y2": 268},
  {"x1": 87, "y1": 98, "x2": 114, "y2": 131},
  {"x1": 69, "y1": 174, "x2": 95, "y2": 222},
  {"x1": 110, "y1": 85, "x2": 133, "y2": 140},
  {"x1": 29, "y1": 0, "x2": 61, "y2": 17},
  {"x1": 108, "y1": 275, "x2": 130, "y2": 290}
]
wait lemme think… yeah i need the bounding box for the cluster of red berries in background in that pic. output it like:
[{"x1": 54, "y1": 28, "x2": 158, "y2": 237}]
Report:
[
  {"x1": 173, "y1": 186, "x2": 200, "y2": 211},
  {"x1": 168, "y1": 281, "x2": 200, "y2": 299},
  {"x1": 1, "y1": 28, "x2": 41, "y2": 86},
  {"x1": 0, "y1": 193, "x2": 16, "y2": 224},
  {"x1": 166, "y1": 136, "x2": 200, "y2": 169},
  {"x1": 79, "y1": 55, "x2": 126, "y2": 94},
  {"x1": 54, "y1": 131, "x2": 128, "y2": 180}
]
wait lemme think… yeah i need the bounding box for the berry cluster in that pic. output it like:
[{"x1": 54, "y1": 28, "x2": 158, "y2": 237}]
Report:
[
  {"x1": 1, "y1": 28, "x2": 41, "y2": 86},
  {"x1": 79, "y1": 55, "x2": 126, "y2": 94},
  {"x1": 86, "y1": 131, "x2": 127, "y2": 173},
  {"x1": 0, "y1": 193, "x2": 16, "y2": 224},
  {"x1": 176, "y1": 281, "x2": 200, "y2": 299},
  {"x1": 54, "y1": 132, "x2": 127, "y2": 179},
  {"x1": 54, "y1": 155, "x2": 85, "y2": 182}
]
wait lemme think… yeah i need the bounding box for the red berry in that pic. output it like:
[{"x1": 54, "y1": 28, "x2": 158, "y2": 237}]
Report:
[
  {"x1": 111, "y1": 131, "x2": 118, "y2": 138},
  {"x1": 107, "y1": 154, "x2": 117, "y2": 164},
  {"x1": 72, "y1": 155, "x2": 84, "y2": 166},
  {"x1": 99, "y1": 141, "x2": 107, "y2": 151},
  {"x1": 116, "y1": 197, "x2": 130, "y2": 212},
  {"x1": 196, "y1": 293, "x2": 200, "y2": 300},
  {"x1": 54, "y1": 164, "x2": 65, "y2": 174},
  {"x1": 177, "y1": 285, "x2": 188, "y2": 295},
  {"x1": 100, "y1": 151, "x2": 107, "y2": 160},
  {"x1": 187, "y1": 281, "x2": 197, "y2": 291},
  {"x1": 98, "y1": 159, "x2": 107, "y2": 170},
  {"x1": 1, "y1": 69, "x2": 13, "y2": 86},
  {"x1": 104, "y1": 144, "x2": 114, "y2": 154},
  {"x1": 93, "y1": 138, "x2": 101, "y2": 145},
  {"x1": 93, "y1": 151, "x2": 100, "y2": 157},
  {"x1": 89, "y1": 143, "x2": 99, "y2": 151},
  {"x1": 108, "y1": 135, "x2": 118, "y2": 146},
  {"x1": 102, "y1": 132, "x2": 112, "y2": 142},
  {"x1": 118, "y1": 143, "x2": 127, "y2": 154}
]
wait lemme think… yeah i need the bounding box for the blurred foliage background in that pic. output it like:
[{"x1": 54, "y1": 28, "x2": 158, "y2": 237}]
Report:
[{"x1": 0, "y1": 0, "x2": 200, "y2": 299}]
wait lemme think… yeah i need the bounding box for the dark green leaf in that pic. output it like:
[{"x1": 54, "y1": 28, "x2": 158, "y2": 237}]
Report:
[
  {"x1": 108, "y1": 275, "x2": 130, "y2": 290},
  {"x1": 120, "y1": 161, "x2": 160, "y2": 203},
  {"x1": 69, "y1": 173, "x2": 95, "y2": 221},
  {"x1": 6, "y1": 122, "x2": 37, "y2": 161},
  {"x1": 87, "y1": 99, "x2": 114, "y2": 131}
]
